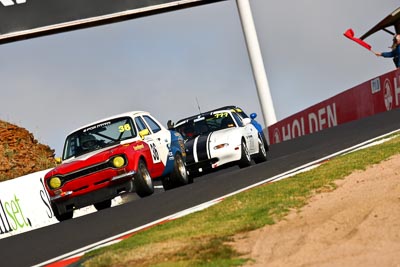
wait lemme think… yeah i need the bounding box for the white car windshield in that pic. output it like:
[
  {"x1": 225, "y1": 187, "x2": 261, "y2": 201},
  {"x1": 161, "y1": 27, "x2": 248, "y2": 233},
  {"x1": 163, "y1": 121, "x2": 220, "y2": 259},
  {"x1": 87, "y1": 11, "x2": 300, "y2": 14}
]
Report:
[
  {"x1": 176, "y1": 112, "x2": 236, "y2": 140},
  {"x1": 62, "y1": 117, "x2": 136, "y2": 160}
]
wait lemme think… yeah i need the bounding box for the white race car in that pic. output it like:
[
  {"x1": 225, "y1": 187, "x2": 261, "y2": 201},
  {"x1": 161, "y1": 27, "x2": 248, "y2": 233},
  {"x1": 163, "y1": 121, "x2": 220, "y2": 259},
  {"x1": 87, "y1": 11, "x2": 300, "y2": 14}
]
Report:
[{"x1": 173, "y1": 107, "x2": 267, "y2": 176}]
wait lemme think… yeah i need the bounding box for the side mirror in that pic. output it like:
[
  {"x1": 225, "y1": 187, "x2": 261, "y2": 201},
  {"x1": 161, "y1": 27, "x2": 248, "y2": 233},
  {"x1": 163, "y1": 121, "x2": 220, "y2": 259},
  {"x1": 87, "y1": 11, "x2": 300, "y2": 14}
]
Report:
[
  {"x1": 242, "y1": 118, "x2": 251, "y2": 125},
  {"x1": 55, "y1": 157, "x2": 62, "y2": 164},
  {"x1": 250, "y1": 113, "x2": 257, "y2": 119},
  {"x1": 139, "y1": 129, "x2": 150, "y2": 139}
]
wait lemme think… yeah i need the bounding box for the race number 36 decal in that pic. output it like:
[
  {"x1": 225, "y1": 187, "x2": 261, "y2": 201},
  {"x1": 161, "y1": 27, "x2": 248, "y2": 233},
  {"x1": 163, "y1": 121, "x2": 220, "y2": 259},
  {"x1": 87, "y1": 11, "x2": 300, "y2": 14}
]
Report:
[
  {"x1": 118, "y1": 124, "x2": 131, "y2": 133},
  {"x1": 148, "y1": 142, "x2": 161, "y2": 163}
]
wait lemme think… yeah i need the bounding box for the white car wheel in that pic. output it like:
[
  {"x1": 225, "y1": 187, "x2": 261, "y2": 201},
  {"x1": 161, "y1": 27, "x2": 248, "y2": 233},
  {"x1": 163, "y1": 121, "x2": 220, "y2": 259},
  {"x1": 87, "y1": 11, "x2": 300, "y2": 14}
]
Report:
[
  {"x1": 238, "y1": 141, "x2": 251, "y2": 168},
  {"x1": 254, "y1": 137, "x2": 267, "y2": 164}
]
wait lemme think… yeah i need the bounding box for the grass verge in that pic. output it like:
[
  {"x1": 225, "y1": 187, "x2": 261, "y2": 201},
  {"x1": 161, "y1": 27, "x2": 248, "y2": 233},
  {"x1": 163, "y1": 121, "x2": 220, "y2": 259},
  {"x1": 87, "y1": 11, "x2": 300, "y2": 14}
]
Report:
[{"x1": 80, "y1": 134, "x2": 400, "y2": 267}]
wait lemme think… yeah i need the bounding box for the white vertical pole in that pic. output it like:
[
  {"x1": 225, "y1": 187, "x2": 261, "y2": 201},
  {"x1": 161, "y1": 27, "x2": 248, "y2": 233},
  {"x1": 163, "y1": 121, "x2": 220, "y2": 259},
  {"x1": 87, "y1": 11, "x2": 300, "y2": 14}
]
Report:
[{"x1": 236, "y1": 0, "x2": 277, "y2": 131}]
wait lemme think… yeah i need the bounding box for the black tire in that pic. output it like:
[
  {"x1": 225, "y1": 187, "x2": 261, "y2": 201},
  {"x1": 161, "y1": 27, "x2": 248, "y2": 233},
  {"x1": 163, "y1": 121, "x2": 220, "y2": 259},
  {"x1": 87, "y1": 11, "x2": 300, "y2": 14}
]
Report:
[
  {"x1": 185, "y1": 168, "x2": 199, "y2": 183},
  {"x1": 134, "y1": 159, "x2": 154, "y2": 198},
  {"x1": 52, "y1": 204, "x2": 73, "y2": 222},
  {"x1": 162, "y1": 176, "x2": 175, "y2": 191},
  {"x1": 162, "y1": 153, "x2": 189, "y2": 190},
  {"x1": 171, "y1": 153, "x2": 189, "y2": 185},
  {"x1": 254, "y1": 137, "x2": 267, "y2": 164},
  {"x1": 94, "y1": 199, "x2": 112, "y2": 211},
  {"x1": 238, "y1": 140, "x2": 252, "y2": 168},
  {"x1": 260, "y1": 132, "x2": 269, "y2": 151},
  {"x1": 187, "y1": 172, "x2": 196, "y2": 183}
]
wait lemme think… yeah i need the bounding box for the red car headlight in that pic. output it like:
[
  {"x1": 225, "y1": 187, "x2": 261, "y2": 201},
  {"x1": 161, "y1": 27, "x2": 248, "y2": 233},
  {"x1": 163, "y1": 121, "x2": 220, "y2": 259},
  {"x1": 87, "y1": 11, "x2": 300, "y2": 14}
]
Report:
[
  {"x1": 112, "y1": 156, "x2": 126, "y2": 168},
  {"x1": 48, "y1": 177, "x2": 62, "y2": 189}
]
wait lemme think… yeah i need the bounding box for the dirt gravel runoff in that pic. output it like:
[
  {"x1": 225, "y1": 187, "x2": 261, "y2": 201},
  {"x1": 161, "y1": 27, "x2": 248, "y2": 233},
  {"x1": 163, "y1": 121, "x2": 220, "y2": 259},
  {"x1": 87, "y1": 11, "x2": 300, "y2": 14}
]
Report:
[{"x1": 233, "y1": 154, "x2": 400, "y2": 267}]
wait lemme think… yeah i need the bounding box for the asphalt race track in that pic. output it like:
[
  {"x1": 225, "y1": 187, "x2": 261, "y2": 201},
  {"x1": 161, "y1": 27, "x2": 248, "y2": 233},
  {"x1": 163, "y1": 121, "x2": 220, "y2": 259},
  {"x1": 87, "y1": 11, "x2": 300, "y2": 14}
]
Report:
[{"x1": 2, "y1": 109, "x2": 400, "y2": 267}]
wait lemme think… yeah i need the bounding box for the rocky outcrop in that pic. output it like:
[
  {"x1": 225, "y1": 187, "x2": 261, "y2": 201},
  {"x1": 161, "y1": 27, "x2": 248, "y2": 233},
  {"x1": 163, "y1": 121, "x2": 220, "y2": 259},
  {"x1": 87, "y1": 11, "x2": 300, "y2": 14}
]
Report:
[{"x1": 0, "y1": 120, "x2": 55, "y2": 182}]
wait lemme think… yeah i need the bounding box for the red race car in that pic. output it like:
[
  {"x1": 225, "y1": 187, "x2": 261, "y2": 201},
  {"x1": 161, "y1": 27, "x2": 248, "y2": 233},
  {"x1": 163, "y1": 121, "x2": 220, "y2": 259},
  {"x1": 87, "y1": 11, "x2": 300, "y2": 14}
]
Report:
[{"x1": 44, "y1": 111, "x2": 188, "y2": 221}]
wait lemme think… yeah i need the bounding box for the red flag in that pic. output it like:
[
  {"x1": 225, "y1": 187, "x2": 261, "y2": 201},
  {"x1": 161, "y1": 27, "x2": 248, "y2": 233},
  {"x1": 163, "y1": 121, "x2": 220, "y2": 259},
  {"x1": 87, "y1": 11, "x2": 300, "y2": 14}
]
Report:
[{"x1": 343, "y1": 28, "x2": 372, "y2": 50}]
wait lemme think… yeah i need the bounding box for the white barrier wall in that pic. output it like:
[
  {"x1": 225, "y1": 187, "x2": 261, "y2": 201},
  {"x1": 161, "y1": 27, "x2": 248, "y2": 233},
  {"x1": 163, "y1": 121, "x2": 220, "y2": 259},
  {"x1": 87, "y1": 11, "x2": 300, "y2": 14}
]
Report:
[
  {"x1": 0, "y1": 169, "x2": 126, "y2": 239},
  {"x1": 0, "y1": 169, "x2": 58, "y2": 239}
]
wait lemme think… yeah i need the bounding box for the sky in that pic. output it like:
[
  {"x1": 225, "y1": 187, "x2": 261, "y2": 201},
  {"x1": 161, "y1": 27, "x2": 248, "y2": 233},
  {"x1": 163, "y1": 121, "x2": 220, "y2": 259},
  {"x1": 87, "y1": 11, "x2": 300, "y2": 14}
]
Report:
[{"x1": 0, "y1": 0, "x2": 399, "y2": 157}]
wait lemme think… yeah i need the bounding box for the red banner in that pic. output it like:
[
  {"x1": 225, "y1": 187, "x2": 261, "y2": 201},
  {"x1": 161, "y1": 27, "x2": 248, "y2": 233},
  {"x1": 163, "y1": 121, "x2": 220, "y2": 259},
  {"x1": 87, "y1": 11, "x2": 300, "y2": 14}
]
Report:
[{"x1": 268, "y1": 68, "x2": 400, "y2": 144}]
